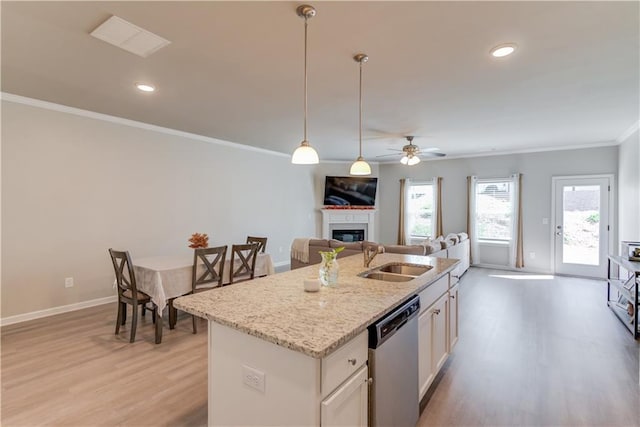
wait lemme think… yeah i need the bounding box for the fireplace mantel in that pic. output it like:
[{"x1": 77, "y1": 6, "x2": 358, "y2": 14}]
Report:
[{"x1": 321, "y1": 208, "x2": 376, "y2": 242}]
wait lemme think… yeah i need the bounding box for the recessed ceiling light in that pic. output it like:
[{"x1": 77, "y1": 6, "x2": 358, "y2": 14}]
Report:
[
  {"x1": 135, "y1": 83, "x2": 155, "y2": 92},
  {"x1": 490, "y1": 43, "x2": 517, "y2": 58}
]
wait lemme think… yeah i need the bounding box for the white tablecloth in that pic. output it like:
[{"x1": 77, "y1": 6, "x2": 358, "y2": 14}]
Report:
[{"x1": 132, "y1": 253, "x2": 275, "y2": 315}]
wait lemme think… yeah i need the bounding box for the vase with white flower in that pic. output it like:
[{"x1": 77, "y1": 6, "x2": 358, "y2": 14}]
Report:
[{"x1": 318, "y1": 247, "x2": 344, "y2": 287}]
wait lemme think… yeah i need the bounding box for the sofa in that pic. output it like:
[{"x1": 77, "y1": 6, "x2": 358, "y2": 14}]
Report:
[{"x1": 291, "y1": 233, "x2": 470, "y2": 283}]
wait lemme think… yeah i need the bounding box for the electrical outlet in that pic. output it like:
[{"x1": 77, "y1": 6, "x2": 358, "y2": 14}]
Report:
[
  {"x1": 242, "y1": 365, "x2": 265, "y2": 393},
  {"x1": 65, "y1": 277, "x2": 74, "y2": 288},
  {"x1": 542, "y1": 218, "x2": 549, "y2": 225},
  {"x1": 529, "y1": 252, "x2": 536, "y2": 260},
  {"x1": 279, "y1": 246, "x2": 283, "y2": 253}
]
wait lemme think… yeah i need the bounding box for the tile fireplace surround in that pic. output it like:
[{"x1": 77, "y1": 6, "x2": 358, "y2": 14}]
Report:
[{"x1": 321, "y1": 208, "x2": 376, "y2": 242}]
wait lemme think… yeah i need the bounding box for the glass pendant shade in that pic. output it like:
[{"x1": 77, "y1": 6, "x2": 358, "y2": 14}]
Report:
[
  {"x1": 407, "y1": 155, "x2": 421, "y2": 166},
  {"x1": 400, "y1": 155, "x2": 409, "y2": 165},
  {"x1": 292, "y1": 141, "x2": 319, "y2": 164},
  {"x1": 349, "y1": 157, "x2": 372, "y2": 175}
]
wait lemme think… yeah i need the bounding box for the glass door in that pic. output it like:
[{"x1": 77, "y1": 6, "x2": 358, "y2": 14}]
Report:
[{"x1": 553, "y1": 176, "x2": 611, "y2": 278}]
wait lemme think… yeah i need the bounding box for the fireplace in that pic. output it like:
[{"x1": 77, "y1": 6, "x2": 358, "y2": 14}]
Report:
[
  {"x1": 321, "y1": 208, "x2": 376, "y2": 242},
  {"x1": 332, "y1": 229, "x2": 365, "y2": 242}
]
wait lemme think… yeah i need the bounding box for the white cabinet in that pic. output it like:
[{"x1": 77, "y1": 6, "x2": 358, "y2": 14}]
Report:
[
  {"x1": 321, "y1": 332, "x2": 369, "y2": 427},
  {"x1": 321, "y1": 331, "x2": 368, "y2": 397},
  {"x1": 208, "y1": 325, "x2": 369, "y2": 427},
  {"x1": 431, "y1": 294, "x2": 448, "y2": 374},
  {"x1": 418, "y1": 274, "x2": 452, "y2": 400},
  {"x1": 418, "y1": 308, "x2": 434, "y2": 398},
  {"x1": 448, "y1": 284, "x2": 459, "y2": 351},
  {"x1": 321, "y1": 365, "x2": 369, "y2": 427}
]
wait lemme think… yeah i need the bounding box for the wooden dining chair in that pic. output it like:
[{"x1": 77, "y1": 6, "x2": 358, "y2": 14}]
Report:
[
  {"x1": 228, "y1": 243, "x2": 259, "y2": 285},
  {"x1": 172, "y1": 245, "x2": 227, "y2": 334},
  {"x1": 246, "y1": 236, "x2": 268, "y2": 253},
  {"x1": 108, "y1": 249, "x2": 162, "y2": 344}
]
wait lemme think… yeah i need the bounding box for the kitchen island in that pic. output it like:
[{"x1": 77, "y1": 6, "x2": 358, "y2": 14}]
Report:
[{"x1": 174, "y1": 253, "x2": 460, "y2": 426}]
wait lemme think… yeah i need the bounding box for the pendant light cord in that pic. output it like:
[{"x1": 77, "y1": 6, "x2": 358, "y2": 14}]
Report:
[
  {"x1": 358, "y1": 59, "x2": 363, "y2": 157},
  {"x1": 303, "y1": 17, "x2": 308, "y2": 143}
]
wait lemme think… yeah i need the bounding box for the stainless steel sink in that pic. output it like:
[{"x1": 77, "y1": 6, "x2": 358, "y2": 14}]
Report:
[
  {"x1": 378, "y1": 263, "x2": 432, "y2": 276},
  {"x1": 359, "y1": 262, "x2": 432, "y2": 282},
  {"x1": 360, "y1": 271, "x2": 415, "y2": 282}
]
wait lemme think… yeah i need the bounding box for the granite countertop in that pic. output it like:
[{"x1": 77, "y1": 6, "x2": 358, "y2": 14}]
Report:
[{"x1": 174, "y1": 253, "x2": 459, "y2": 359}]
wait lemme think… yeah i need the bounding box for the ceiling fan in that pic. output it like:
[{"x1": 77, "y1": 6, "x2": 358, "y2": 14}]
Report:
[{"x1": 376, "y1": 136, "x2": 446, "y2": 165}]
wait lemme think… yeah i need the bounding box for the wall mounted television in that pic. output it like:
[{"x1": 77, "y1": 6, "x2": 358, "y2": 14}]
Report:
[{"x1": 323, "y1": 176, "x2": 378, "y2": 207}]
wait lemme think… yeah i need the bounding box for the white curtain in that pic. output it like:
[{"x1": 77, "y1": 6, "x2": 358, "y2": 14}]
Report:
[{"x1": 468, "y1": 176, "x2": 479, "y2": 265}]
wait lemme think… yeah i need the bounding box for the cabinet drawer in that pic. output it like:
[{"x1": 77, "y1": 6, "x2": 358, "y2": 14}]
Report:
[
  {"x1": 321, "y1": 330, "x2": 368, "y2": 397},
  {"x1": 321, "y1": 365, "x2": 368, "y2": 427},
  {"x1": 419, "y1": 274, "x2": 448, "y2": 313}
]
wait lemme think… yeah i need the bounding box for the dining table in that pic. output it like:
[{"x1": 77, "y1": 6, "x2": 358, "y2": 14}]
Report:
[{"x1": 132, "y1": 252, "x2": 275, "y2": 319}]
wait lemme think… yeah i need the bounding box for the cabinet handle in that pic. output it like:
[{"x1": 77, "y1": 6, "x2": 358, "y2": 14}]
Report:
[
  {"x1": 450, "y1": 295, "x2": 456, "y2": 299},
  {"x1": 433, "y1": 309, "x2": 441, "y2": 315},
  {"x1": 452, "y1": 275, "x2": 460, "y2": 279},
  {"x1": 366, "y1": 377, "x2": 373, "y2": 385},
  {"x1": 348, "y1": 358, "x2": 357, "y2": 366}
]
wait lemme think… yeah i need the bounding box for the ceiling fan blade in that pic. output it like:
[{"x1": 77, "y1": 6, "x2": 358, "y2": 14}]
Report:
[
  {"x1": 419, "y1": 147, "x2": 440, "y2": 152},
  {"x1": 419, "y1": 152, "x2": 446, "y2": 158},
  {"x1": 375, "y1": 153, "x2": 402, "y2": 158}
]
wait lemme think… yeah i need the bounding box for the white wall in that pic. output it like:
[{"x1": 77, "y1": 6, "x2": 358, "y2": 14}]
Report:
[
  {"x1": 618, "y1": 127, "x2": 640, "y2": 249},
  {"x1": 1, "y1": 100, "x2": 317, "y2": 318},
  {"x1": 378, "y1": 146, "x2": 619, "y2": 272}
]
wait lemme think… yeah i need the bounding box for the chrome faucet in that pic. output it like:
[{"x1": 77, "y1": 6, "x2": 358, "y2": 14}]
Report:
[{"x1": 364, "y1": 245, "x2": 384, "y2": 268}]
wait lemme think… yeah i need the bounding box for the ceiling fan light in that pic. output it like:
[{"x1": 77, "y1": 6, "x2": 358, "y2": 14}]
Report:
[
  {"x1": 291, "y1": 141, "x2": 319, "y2": 164},
  {"x1": 407, "y1": 155, "x2": 421, "y2": 166},
  {"x1": 400, "y1": 156, "x2": 409, "y2": 165},
  {"x1": 350, "y1": 157, "x2": 371, "y2": 176}
]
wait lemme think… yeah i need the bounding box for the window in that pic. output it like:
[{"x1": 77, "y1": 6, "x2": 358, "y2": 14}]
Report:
[
  {"x1": 474, "y1": 180, "x2": 513, "y2": 242},
  {"x1": 408, "y1": 182, "x2": 435, "y2": 239}
]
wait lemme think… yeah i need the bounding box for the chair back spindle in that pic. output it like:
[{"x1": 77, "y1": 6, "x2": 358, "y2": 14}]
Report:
[
  {"x1": 192, "y1": 246, "x2": 227, "y2": 292},
  {"x1": 229, "y1": 243, "x2": 259, "y2": 284},
  {"x1": 246, "y1": 236, "x2": 268, "y2": 253}
]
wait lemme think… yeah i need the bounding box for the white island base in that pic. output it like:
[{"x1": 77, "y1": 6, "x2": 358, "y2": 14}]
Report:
[
  {"x1": 172, "y1": 254, "x2": 460, "y2": 427},
  {"x1": 209, "y1": 323, "x2": 369, "y2": 427}
]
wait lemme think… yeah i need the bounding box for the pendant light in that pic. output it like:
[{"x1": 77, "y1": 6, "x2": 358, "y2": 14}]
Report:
[
  {"x1": 349, "y1": 53, "x2": 371, "y2": 176},
  {"x1": 291, "y1": 5, "x2": 319, "y2": 165}
]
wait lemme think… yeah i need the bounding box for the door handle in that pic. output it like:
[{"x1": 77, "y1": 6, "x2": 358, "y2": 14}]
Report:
[{"x1": 556, "y1": 231, "x2": 562, "y2": 236}]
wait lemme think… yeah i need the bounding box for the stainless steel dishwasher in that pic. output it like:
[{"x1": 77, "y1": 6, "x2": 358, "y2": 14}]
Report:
[{"x1": 368, "y1": 295, "x2": 420, "y2": 427}]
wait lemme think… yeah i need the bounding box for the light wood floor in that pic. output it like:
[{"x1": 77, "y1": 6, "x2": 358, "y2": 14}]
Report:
[
  {"x1": 2, "y1": 268, "x2": 639, "y2": 426},
  {"x1": 420, "y1": 268, "x2": 640, "y2": 427}
]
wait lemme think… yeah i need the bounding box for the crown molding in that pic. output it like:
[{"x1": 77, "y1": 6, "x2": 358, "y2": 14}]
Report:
[
  {"x1": 616, "y1": 119, "x2": 640, "y2": 143},
  {"x1": 1, "y1": 92, "x2": 290, "y2": 158},
  {"x1": 376, "y1": 140, "x2": 620, "y2": 164}
]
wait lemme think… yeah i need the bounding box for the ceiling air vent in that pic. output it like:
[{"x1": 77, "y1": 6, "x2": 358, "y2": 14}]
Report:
[{"x1": 90, "y1": 15, "x2": 170, "y2": 58}]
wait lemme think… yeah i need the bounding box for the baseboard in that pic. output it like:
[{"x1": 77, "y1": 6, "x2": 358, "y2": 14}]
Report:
[
  {"x1": 273, "y1": 260, "x2": 290, "y2": 273},
  {"x1": 472, "y1": 264, "x2": 554, "y2": 275},
  {"x1": 0, "y1": 295, "x2": 118, "y2": 327}
]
